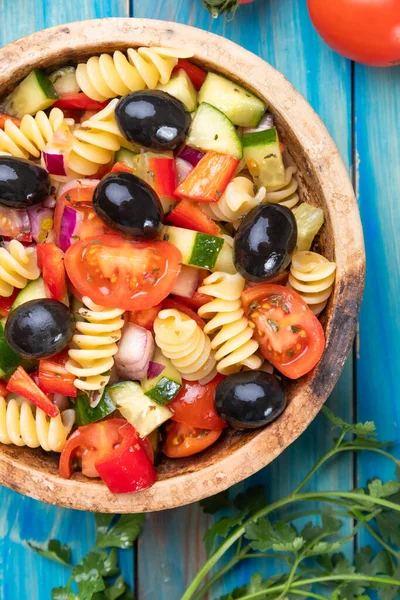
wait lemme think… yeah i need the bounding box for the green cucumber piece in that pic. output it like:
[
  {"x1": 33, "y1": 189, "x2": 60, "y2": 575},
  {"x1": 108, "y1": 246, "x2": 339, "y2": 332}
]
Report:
[
  {"x1": 0, "y1": 321, "x2": 36, "y2": 376},
  {"x1": 115, "y1": 148, "x2": 138, "y2": 168},
  {"x1": 74, "y1": 391, "x2": 116, "y2": 426},
  {"x1": 106, "y1": 381, "x2": 172, "y2": 438},
  {"x1": 242, "y1": 127, "x2": 286, "y2": 189},
  {"x1": 4, "y1": 69, "x2": 59, "y2": 118},
  {"x1": 141, "y1": 348, "x2": 182, "y2": 405},
  {"x1": 162, "y1": 225, "x2": 225, "y2": 270},
  {"x1": 11, "y1": 277, "x2": 47, "y2": 311},
  {"x1": 293, "y1": 203, "x2": 325, "y2": 252},
  {"x1": 49, "y1": 66, "x2": 80, "y2": 96},
  {"x1": 157, "y1": 69, "x2": 197, "y2": 112},
  {"x1": 187, "y1": 102, "x2": 243, "y2": 160},
  {"x1": 198, "y1": 72, "x2": 266, "y2": 127}
]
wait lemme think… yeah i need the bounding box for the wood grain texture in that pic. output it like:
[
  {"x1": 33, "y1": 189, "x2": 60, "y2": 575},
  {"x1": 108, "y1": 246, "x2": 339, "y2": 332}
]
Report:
[{"x1": 0, "y1": 4, "x2": 131, "y2": 600}]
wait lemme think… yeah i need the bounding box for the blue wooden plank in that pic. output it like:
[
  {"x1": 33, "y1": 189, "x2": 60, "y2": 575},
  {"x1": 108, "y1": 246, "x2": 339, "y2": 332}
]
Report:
[
  {"x1": 0, "y1": 4, "x2": 132, "y2": 600},
  {"x1": 355, "y1": 63, "x2": 400, "y2": 551},
  {"x1": 131, "y1": 1, "x2": 355, "y2": 598}
]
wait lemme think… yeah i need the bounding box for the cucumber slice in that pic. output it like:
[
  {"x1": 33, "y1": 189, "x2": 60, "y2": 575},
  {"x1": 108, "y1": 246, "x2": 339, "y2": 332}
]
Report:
[
  {"x1": 11, "y1": 277, "x2": 47, "y2": 311},
  {"x1": 198, "y1": 72, "x2": 266, "y2": 128},
  {"x1": 75, "y1": 391, "x2": 116, "y2": 426},
  {"x1": 115, "y1": 148, "x2": 138, "y2": 168},
  {"x1": 107, "y1": 381, "x2": 172, "y2": 438},
  {"x1": 293, "y1": 203, "x2": 324, "y2": 252},
  {"x1": 187, "y1": 103, "x2": 243, "y2": 160},
  {"x1": 49, "y1": 66, "x2": 80, "y2": 96},
  {"x1": 141, "y1": 348, "x2": 182, "y2": 405},
  {"x1": 3, "y1": 69, "x2": 59, "y2": 118},
  {"x1": 157, "y1": 69, "x2": 198, "y2": 112},
  {"x1": 162, "y1": 225, "x2": 226, "y2": 270},
  {"x1": 242, "y1": 128, "x2": 286, "y2": 189},
  {"x1": 0, "y1": 321, "x2": 36, "y2": 377}
]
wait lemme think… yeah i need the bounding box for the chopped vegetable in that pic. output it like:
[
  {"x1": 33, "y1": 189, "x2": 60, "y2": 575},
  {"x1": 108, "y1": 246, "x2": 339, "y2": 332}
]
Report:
[
  {"x1": 7, "y1": 366, "x2": 59, "y2": 417},
  {"x1": 114, "y1": 323, "x2": 155, "y2": 381},
  {"x1": 166, "y1": 200, "x2": 221, "y2": 235},
  {"x1": 175, "y1": 151, "x2": 239, "y2": 202}
]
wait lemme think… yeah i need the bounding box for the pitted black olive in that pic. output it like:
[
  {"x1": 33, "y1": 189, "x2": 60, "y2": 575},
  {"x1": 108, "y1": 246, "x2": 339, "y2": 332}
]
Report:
[{"x1": 0, "y1": 157, "x2": 50, "y2": 208}]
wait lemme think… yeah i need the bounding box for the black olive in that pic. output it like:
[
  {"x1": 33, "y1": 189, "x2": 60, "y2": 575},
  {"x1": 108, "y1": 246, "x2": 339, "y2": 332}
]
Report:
[
  {"x1": 234, "y1": 203, "x2": 297, "y2": 282},
  {"x1": 93, "y1": 172, "x2": 163, "y2": 239},
  {"x1": 0, "y1": 157, "x2": 50, "y2": 208},
  {"x1": 5, "y1": 299, "x2": 74, "y2": 360},
  {"x1": 115, "y1": 90, "x2": 190, "y2": 151},
  {"x1": 214, "y1": 370, "x2": 286, "y2": 429}
]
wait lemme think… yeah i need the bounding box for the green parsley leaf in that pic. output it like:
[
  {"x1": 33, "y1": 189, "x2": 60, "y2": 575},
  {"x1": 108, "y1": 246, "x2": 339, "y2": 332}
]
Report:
[
  {"x1": 200, "y1": 490, "x2": 231, "y2": 514},
  {"x1": 204, "y1": 516, "x2": 242, "y2": 554},
  {"x1": 101, "y1": 548, "x2": 119, "y2": 577},
  {"x1": 219, "y1": 573, "x2": 270, "y2": 600},
  {"x1": 376, "y1": 510, "x2": 400, "y2": 546},
  {"x1": 28, "y1": 539, "x2": 72, "y2": 567},
  {"x1": 379, "y1": 565, "x2": 400, "y2": 600},
  {"x1": 244, "y1": 518, "x2": 277, "y2": 552},
  {"x1": 104, "y1": 575, "x2": 127, "y2": 600},
  {"x1": 233, "y1": 485, "x2": 266, "y2": 514},
  {"x1": 322, "y1": 407, "x2": 376, "y2": 437},
  {"x1": 95, "y1": 514, "x2": 145, "y2": 549},
  {"x1": 72, "y1": 551, "x2": 107, "y2": 600},
  {"x1": 51, "y1": 587, "x2": 77, "y2": 600},
  {"x1": 368, "y1": 479, "x2": 400, "y2": 499}
]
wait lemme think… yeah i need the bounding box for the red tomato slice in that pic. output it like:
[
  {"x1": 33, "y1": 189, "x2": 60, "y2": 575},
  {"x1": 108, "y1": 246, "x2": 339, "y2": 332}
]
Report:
[
  {"x1": 54, "y1": 183, "x2": 113, "y2": 250},
  {"x1": 36, "y1": 243, "x2": 66, "y2": 302},
  {"x1": 53, "y1": 93, "x2": 108, "y2": 111},
  {"x1": 7, "y1": 366, "x2": 59, "y2": 418},
  {"x1": 242, "y1": 284, "x2": 325, "y2": 379},
  {"x1": 172, "y1": 269, "x2": 212, "y2": 309},
  {"x1": 38, "y1": 351, "x2": 77, "y2": 397},
  {"x1": 129, "y1": 303, "x2": 162, "y2": 331},
  {"x1": 166, "y1": 200, "x2": 221, "y2": 236},
  {"x1": 173, "y1": 60, "x2": 207, "y2": 90},
  {"x1": 111, "y1": 162, "x2": 133, "y2": 174},
  {"x1": 169, "y1": 375, "x2": 227, "y2": 430},
  {"x1": 0, "y1": 379, "x2": 8, "y2": 397},
  {"x1": 65, "y1": 235, "x2": 182, "y2": 311},
  {"x1": 162, "y1": 298, "x2": 205, "y2": 329},
  {"x1": 0, "y1": 113, "x2": 21, "y2": 129},
  {"x1": 163, "y1": 421, "x2": 222, "y2": 458}
]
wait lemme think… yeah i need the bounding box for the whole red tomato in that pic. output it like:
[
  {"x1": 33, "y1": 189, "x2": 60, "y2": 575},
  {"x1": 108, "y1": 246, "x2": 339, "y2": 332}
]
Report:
[{"x1": 307, "y1": 0, "x2": 400, "y2": 67}]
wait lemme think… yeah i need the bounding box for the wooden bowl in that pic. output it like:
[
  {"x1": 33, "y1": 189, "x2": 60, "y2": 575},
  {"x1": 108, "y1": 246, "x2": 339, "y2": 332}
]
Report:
[{"x1": 0, "y1": 18, "x2": 365, "y2": 513}]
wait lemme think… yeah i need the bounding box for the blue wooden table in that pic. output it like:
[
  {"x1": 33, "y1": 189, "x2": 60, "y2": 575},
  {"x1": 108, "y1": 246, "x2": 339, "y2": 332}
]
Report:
[{"x1": 0, "y1": 1, "x2": 398, "y2": 598}]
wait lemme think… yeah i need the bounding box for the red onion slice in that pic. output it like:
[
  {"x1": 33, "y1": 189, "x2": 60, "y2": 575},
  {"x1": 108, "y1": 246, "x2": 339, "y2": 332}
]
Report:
[
  {"x1": 147, "y1": 361, "x2": 165, "y2": 380},
  {"x1": 176, "y1": 158, "x2": 193, "y2": 184},
  {"x1": 43, "y1": 152, "x2": 67, "y2": 176},
  {"x1": 115, "y1": 323, "x2": 155, "y2": 381},
  {"x1": 171, "y1": 265, "x2": 200, "y2": 298},
  {"x1": 28, "y1": 204, "x2": 54, "y2": 243},
  {"x1": 59, "y1": 205, "x2": 79, "y2": 252},
  {"x1": 177, "y1": 145, "x2": 204, "y2": 167}
]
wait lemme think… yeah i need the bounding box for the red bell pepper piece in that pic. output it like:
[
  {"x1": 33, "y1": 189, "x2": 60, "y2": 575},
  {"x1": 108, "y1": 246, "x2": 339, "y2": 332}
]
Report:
[
  {"x1": 173, "y1": 59, "x2": 207, "y2": 91},
  {"x1": 166, "y1": 200, "x2": 221, "y2": 236},
  {"x1": 0, "y1": 112, "x2": 21, "y2": 129},
  {"x1": 175, "y1": 151, "x2": 239, "y2": 203},
  {"x1": 0, "y1": 289, "x2": 19, "y2": 317},
  {"x1": 38, "y1": 351, "x2": 77, "y2": 398},
  {"x1": 95, "y1": 422, "x2": 156, "y2": 493},
  {"x1": 147, "y1": 155, "x2": 178, "y2": 202},
  {"x1": 53, "y1": 93, "x2": 108, "y2": 111},
  {"x1": 0, "y1": 379, "x2": 8, "y2": 398},
  {"x1": 111, "y1": 162, "x2": 133, "y2": 174},
  {"x1": 7, "y1": 366, "x2": 59, "y2": 418},
  {"x1": 162, "y1": 298, "x2": 206, "y2": 330},
  {"x1": 129, "y1": 303, "x2": 162, "y2": 331},
  {"x1": 36, "y1": 243, "x2": 66, "y2": 302}
]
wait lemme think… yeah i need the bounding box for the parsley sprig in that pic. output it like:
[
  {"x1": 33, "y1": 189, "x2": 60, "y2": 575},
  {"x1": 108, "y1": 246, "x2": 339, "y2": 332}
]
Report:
[
  {"x1": 182, "y1": 407, "x2": 400, "y2": 600},
  {"x1": 202, "y1": 0, "x2": 242, "y2": 19}
]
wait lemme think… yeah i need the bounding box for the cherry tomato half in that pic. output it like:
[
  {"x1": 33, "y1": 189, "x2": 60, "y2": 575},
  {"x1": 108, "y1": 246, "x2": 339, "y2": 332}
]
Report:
[
  {"x1": 36, "y1": 243, "x2": 66, "y2": 302},
  {"x1": 169, "y1": 375, "x2": 227, "y2": 430},
  {"x1": 65, "y1": 235, "x2": 182, "y2": 311},
  {"x1": 242, "y1": 284, "x2": 325, "y2": 379},
  {"x1": 163, "y1": 421, "x2": 222, "y2": 458}
]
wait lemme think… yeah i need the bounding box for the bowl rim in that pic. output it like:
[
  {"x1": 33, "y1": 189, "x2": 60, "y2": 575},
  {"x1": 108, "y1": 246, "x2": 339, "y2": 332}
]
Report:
[{"x1": 0, "y1": 18, "x2": 365, "y2": 513}]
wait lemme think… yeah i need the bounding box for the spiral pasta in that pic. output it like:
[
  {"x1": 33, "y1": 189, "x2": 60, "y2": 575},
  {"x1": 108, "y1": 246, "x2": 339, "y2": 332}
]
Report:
[
  {"x1": 198, "y1": 272, "x2": 262, "y2": 375},
  {"x1": 203, "y1": 176, "x2": 266, "y2": 223},
  {"x1": 154, "y1": 308, "x2": 216, "y2": 381},
  {"x1": 0, "y1": 108, "x2": 73, "y2": 159},
  {"x1": 263, "y1": 166, "x2": 299, "y2": 209},
  {"x1": 66, "y1": 296, "x2": 125, "y2": 392},
  {"x1": 0, "y1": 396, "x2": 75, "y2": 452},
  {"x1": 288, "y1": 251, "x2": 337, "y2": 315},
  {"x1": 66, "y1": 99, "x2": 136, "y2": 176},
  {"x1": 76, "y1": 47, "x2": 194, "y2": 102},
  {"x1": 0, "y1": 240, "x2": 40, "y2": 297}
]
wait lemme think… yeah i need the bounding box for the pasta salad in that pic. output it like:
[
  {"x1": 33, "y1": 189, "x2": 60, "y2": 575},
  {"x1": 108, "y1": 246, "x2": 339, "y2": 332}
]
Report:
[{"x1": 0, "y1": 46, "x2": 336, "y2": 494}]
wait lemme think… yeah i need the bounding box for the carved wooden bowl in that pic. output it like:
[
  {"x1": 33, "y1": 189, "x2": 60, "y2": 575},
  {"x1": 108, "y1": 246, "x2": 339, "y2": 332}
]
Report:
[{"x1": 0, "y1": 18, "x2": 365, "y2": 512}]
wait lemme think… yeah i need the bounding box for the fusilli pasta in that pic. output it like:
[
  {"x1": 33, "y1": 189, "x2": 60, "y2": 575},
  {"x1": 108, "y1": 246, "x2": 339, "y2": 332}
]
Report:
[
  {"x1": 66, "y1": 100, "x2": 137, "y2": 176},
  {"x1": 154, "y1": 308, "x2": 216, "y2": 381},
  {"x1": 66, "y1": 296, "x2": 125, "y2": 392},
  {"x1": 203, "y1": 176, "x2": 266, "y2": 223},
  {"x1": 0, "y1": 240, "x2": 40, "y2": 297},
  {"x1": 263, "y1": 166, "x2": 299, "y2": 209},
  {"x1": 198, "y1": 272, "x2": 262, "y2": 375},
  {"x1": 0, "y1": 108, "x2": 73, "y2": 159},
  {"x1": 76, "y1": 47, "x2": 194, "y2": 102},
  {"x1": 0, "y1": 396, "x2": 75, "y2": 452},
  {"x1": 288, "y1": 250, "x2": 337, "y2": 315}
]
